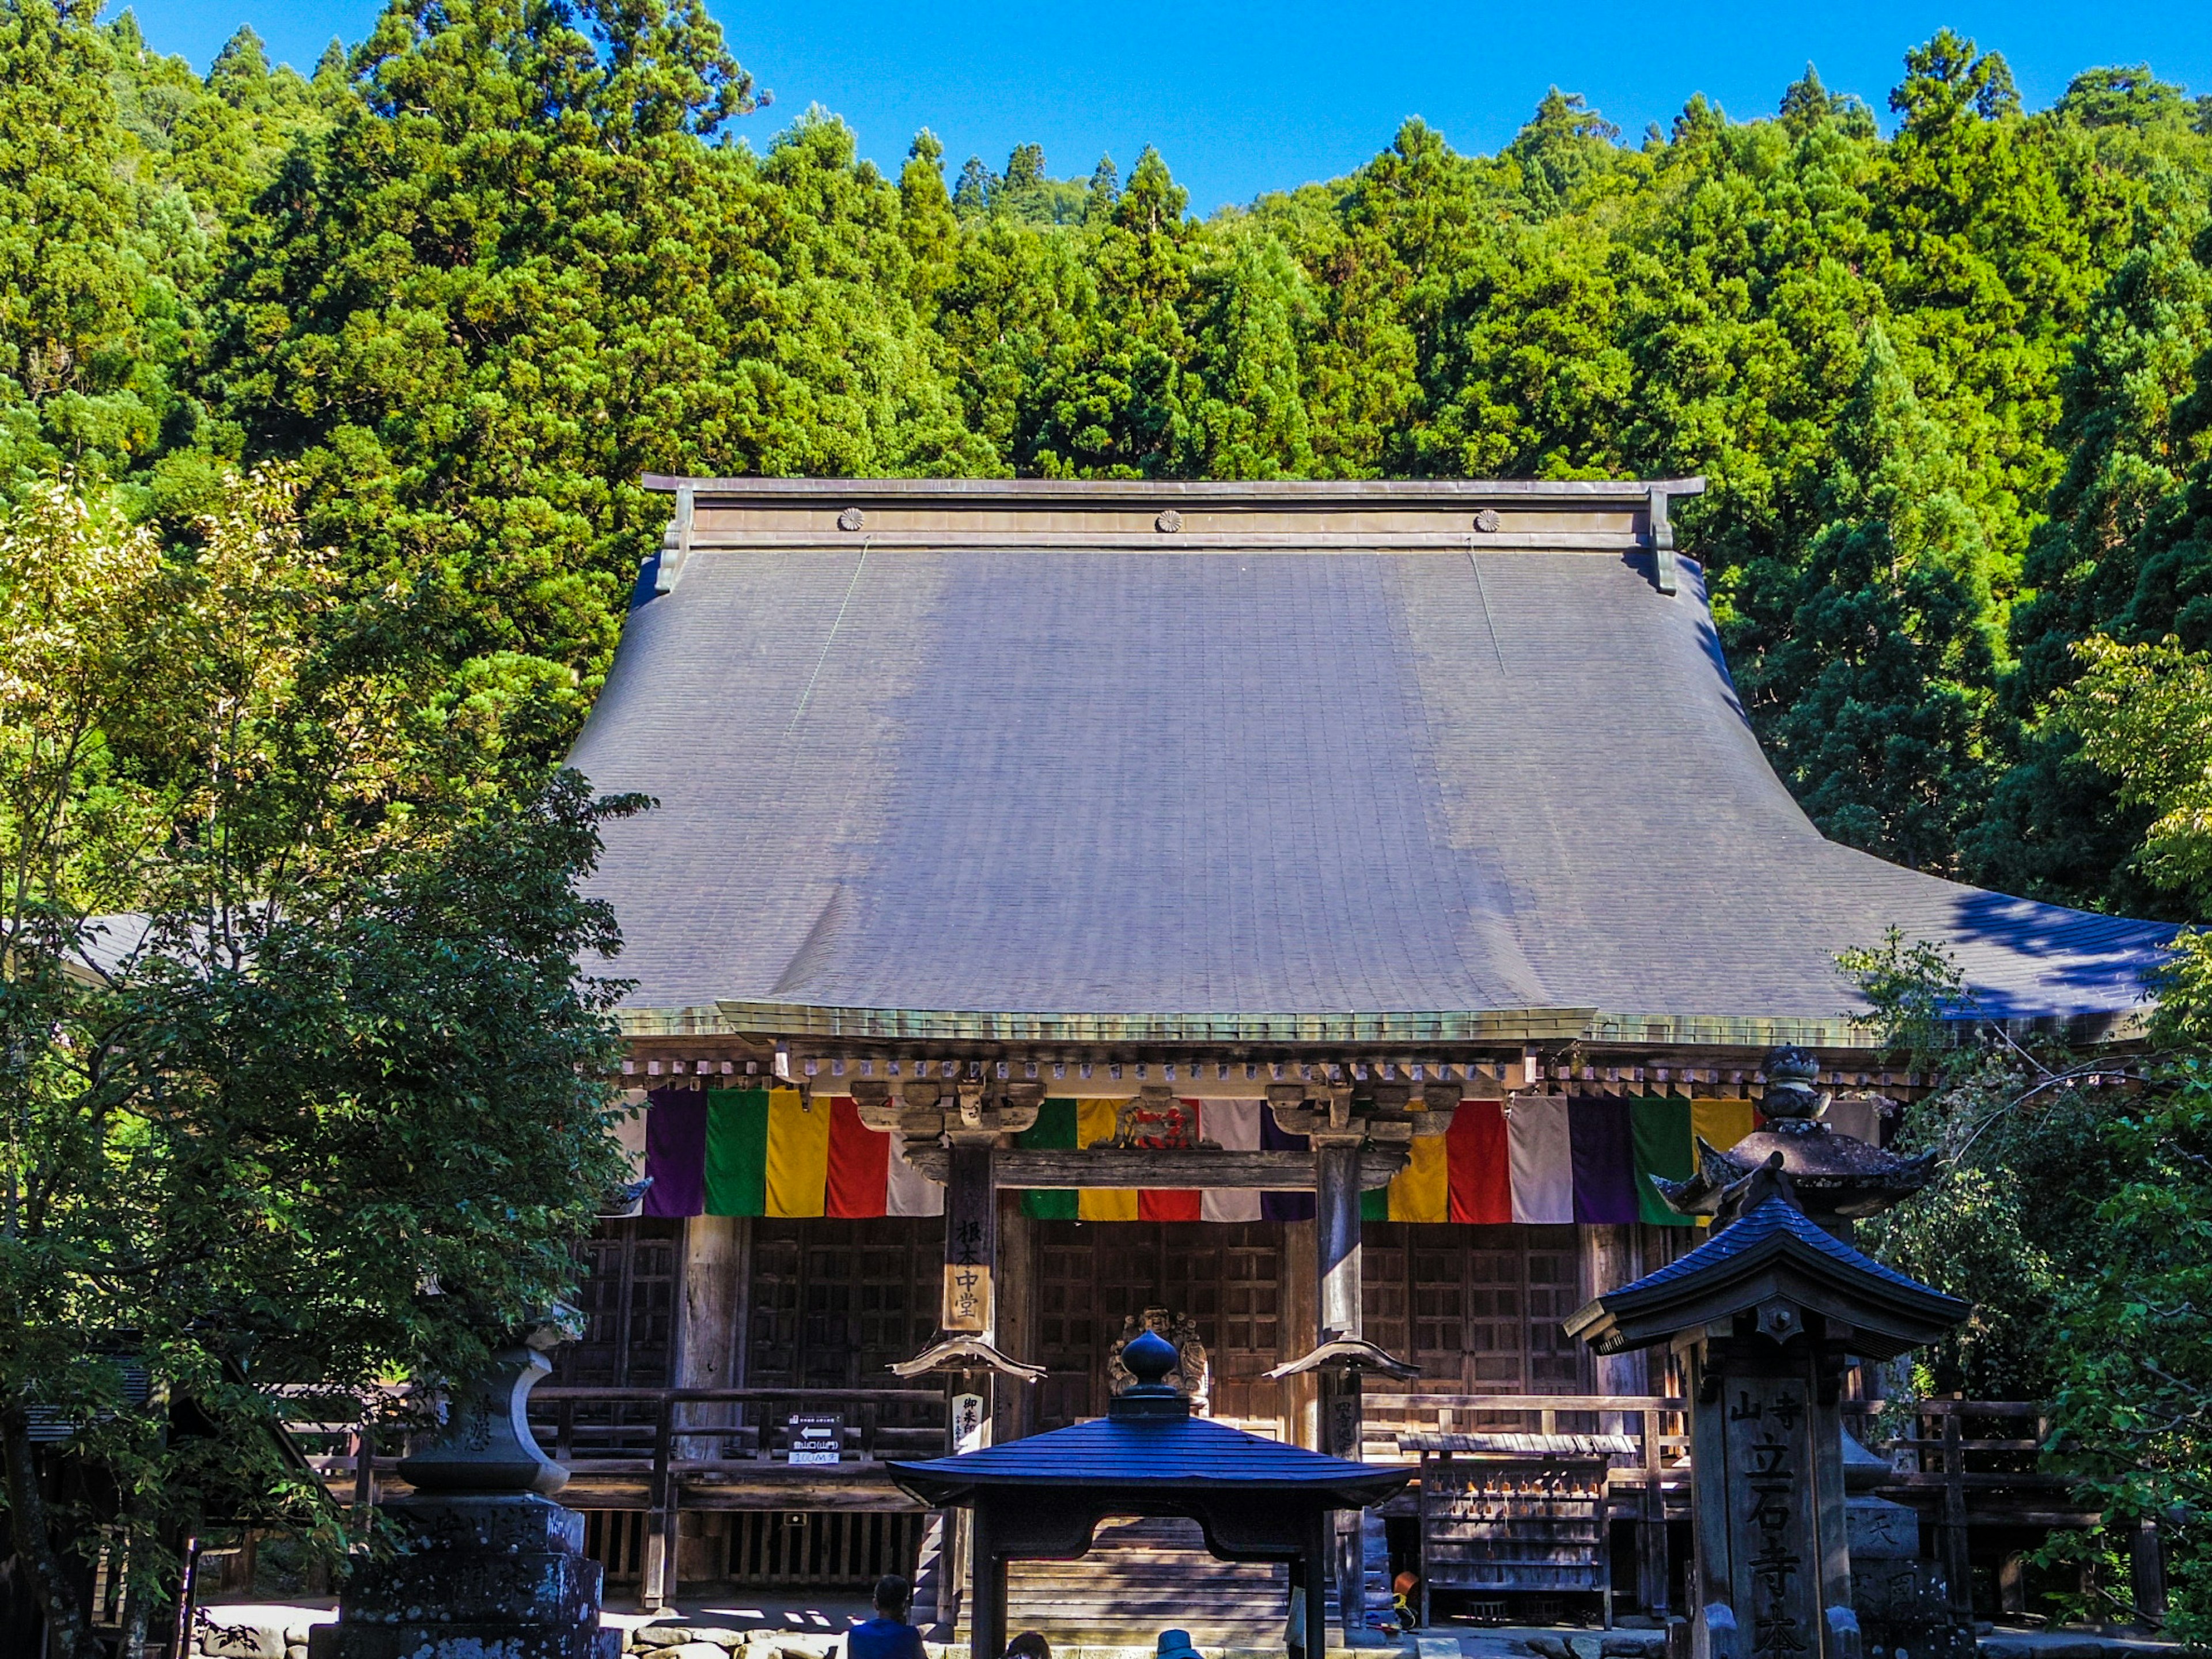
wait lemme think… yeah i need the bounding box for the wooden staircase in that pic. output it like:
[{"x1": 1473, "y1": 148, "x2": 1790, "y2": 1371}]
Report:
[{"x1": 917, "y1": 1514, "x2": 1298, "y2": 1649}]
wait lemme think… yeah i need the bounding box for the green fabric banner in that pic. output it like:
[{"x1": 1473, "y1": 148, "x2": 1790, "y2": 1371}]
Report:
[
  {"x1": 1630, "y1": 1094, "x2": 1695, "y2": 1226},
  {"x1": 704, "y1": 1087, "x2": 769, "y2": 1217},
  {"x1": 1018, "y1": 1097, "x2": 1080, "y2": 1219}
]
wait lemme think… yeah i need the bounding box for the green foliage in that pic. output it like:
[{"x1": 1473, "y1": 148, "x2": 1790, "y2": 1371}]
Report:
[
  {"x1": 1844, "y1": 934, "x2": 2212, "y2": 1633},
  {"x1": 2042, "y1": 1061, "x2": 2212, "y2": 1637},
  {"x1": 2055, "y1": 634, "x2": 2212, "y2": 907},
  {"x1": 9, "y1": 3, "x2": 2212, "y2": 882},
  {"x1": 0, "y1": 472, "x2": 638, "y2": 1654},
  {"x1": 204, "y1": 0, "x2": 988, "y2": 710}
]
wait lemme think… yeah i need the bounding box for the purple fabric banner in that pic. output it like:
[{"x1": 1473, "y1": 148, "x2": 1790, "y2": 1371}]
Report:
[
  {"x1": 1260, "y1": 1104, "x2": 1315, "y2": 1222},
  {"x1": 1569, "y1": 1095, "x2": 1638, "y2": 1224},
  {"x1": 642, "y1": 1086, "x2": 707, "y2": 1218}
]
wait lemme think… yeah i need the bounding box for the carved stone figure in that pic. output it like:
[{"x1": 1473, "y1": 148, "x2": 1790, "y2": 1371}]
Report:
[{"x1": 1107, "y1": 1306, "x2": 1210, "y2": 1410}]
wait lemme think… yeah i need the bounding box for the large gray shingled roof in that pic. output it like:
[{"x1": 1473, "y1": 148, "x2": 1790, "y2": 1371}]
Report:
[{"x1": 567, "y1": 478, "x2": 2172, "y2": 1046}]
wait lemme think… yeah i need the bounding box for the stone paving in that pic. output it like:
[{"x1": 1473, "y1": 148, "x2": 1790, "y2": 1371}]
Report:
[{"x1": 185, "y1": 1597, "x2": 2186, "y2": 1659}]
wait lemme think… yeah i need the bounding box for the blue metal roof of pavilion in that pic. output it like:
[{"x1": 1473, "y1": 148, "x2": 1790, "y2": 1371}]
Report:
[
  {"x1": 888, "y1": 1332, "x2": 1410, "y2": 1510},
  {"x1": 571, "y1": 478, "x2": 2174, "y2": 1047},
  {"x1": 888, "y1": 1411, "x2": 1410, "y2": 1507}
]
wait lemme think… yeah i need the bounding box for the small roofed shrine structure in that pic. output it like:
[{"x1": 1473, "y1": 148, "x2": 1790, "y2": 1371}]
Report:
[
  {"x1": 1566, "y1": 1164, "x2": 1968, "y2": 1659},
  {"x1": 889, "y1": 1330, "x2": 1410, "y2": 1659},
  {"x1": 531, "y1": 476, "x2": 2173, "y2": 1624}
]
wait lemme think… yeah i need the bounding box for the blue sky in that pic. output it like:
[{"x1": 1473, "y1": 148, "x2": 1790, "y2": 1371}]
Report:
[{"x1": 127, "y1": 0, "x2": 2212, "y2": 214}]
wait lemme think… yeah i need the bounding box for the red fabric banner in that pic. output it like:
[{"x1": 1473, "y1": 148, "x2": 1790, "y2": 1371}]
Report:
[
  {"x1": 824, "y1": 1096, "x2": 889, "y2": 1218},
  {"x1": 1446, "y1": 1099, "x2": 1512, "y2": 1224}
]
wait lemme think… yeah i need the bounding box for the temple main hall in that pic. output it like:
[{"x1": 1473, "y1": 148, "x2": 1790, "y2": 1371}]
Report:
[{"x1": 544, "y1": 476, "x2": 2169, "y2": 1637}]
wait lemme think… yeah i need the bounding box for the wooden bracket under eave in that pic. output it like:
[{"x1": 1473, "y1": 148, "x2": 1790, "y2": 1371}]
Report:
[
  {"x1": 1265, "y1": 1335, "x2": 1421, "y2": 1382},
  {"x1": 889, "y1": 1335, "x2": 1047, "y2": 1384}
]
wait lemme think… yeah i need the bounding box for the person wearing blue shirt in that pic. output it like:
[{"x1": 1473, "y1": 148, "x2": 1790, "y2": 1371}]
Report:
[{"x1": 847, "y1": 1574, "x2": 925, "y2": 1659}]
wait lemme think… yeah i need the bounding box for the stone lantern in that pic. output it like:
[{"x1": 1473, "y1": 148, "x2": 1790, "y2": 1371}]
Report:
[
  {"x1": 1566, "y1": 1160, "x2": 1967, "y2": 1659},
  {"x1": 1649, "y1": 1049, "x2": 1936, "y2": 1238},
  {"x1": 309, "y1": 1312, "x2": 619, "y2": 1659}
]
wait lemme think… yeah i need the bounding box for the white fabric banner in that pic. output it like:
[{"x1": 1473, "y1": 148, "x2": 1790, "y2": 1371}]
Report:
[
  {"x1": 612, "y1": 1088, "x2": 649, "y2": 1183},
  {"x1": 1823, "y1": 1095, "x2": 1883, "y2": 1147},
  {"x1": 1202, "y1": 1099, "x2": 1264, "y2": 1222},
  {"x1": 887, "y1": 1141, "x2": 944, "y2": 1216},
  {"x1": 1508, "y1": 1094, "x2": 1574, "y2": 1224}
]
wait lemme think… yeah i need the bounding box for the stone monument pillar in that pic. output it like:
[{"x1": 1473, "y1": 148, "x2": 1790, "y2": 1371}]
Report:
[
  {"x1": 310, "y1": 1317, "x2": 618, "y2": 1659},
  {"x1": 1643, "y1": 1048, "x2": 1964, "y2": 1653},
  {"x1": 1566, "y1": 1159, "x2": 1967, "y2": 1659}
]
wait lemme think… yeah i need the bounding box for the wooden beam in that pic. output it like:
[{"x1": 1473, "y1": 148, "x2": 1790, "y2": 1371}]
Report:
[{"x1": 903, "y1": 1146, "x2": 1408, "y2": 1189}]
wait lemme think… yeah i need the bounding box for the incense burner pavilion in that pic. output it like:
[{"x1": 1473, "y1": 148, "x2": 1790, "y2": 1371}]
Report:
[{"x1": 539, "y1": 477, "x2": 2169, "y2": 1638}]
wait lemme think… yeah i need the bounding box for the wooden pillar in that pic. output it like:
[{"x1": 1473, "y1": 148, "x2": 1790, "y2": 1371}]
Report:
[
  {"x1": 994, "y1": 1194, "x2": 1036, "y2": 1442},
  {"x1": 1313, "y1": 1132, "x2": 1368, "y2": 1636},
  {"x1": 642, "y1": 1400, "x2": 675, "y2": 1612},
  {"x1": 1305, "y1": 1509, "x2": 1332, "y2": 1658},
  {"x1": 2131, "y1": 1515, "x2": 2166, "y2": 1631},
  {"x1": 943, "y1": 1138, "x2": 996, "y2": 1642},
  {"x1": 1683, "y1": 1342, "x2": 1732, "y2": 1638},
  {"x1": 1585, "y1": 1224, "x2": 1650, "y2": 1619},
  {"x1": 943, "y1": 1142, "x2": 997, "y2": 1336},
  {"x1": 1282, "y1": 1219, "x2": 1319, "y2": 1449},
  {"x1": 1939, "y1": 1410, "x2": 1972, "y2": 1624},
  {"x1": 677, "y1": 1215, "x2": 745, "y2": 1424},
  {"x1": 1315, "y1": 1139, "x2": 1363, "y2": 1342},
  {"x1": 1583, "y1": 1225, "x2": 1647, "y2": 1395}
]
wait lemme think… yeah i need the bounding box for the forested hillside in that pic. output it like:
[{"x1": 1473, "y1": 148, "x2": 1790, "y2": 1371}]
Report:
[{"x1": 10, "y1": 0, "x2": 2212, "y2": 919}]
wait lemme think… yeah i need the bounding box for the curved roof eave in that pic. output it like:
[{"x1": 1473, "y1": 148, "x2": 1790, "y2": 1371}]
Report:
[{"x1": 608, "y1": 1000, "x2": 2151, "y2": 1052}]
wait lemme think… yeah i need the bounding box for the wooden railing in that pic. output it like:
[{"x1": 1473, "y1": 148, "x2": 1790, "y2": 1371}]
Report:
[
  {"x1": 1843, "y1": 1398, "x2": 2166, "y2": 1627},
  {"x1": 529, "y1": 1385, "x2": 948, "y2": 1471},
  {"x1": 525, "y1": 1385, "x2": 949, "y2": 1612},
  {"x1": 1360, "y1": 1392, "x2": 1689, "y2": 1467},
  {"x1": 278, "y1": 1383, "x2": 947, "y2": 1612},
  {"x1": 277, "y1": 1386, "x2": 2162, "y2": 1627}
]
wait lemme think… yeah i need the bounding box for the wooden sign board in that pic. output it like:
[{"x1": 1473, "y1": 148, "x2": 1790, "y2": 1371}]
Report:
[{"x1": 943, "y1": 1144, "x2": 995, "y2": 1333}]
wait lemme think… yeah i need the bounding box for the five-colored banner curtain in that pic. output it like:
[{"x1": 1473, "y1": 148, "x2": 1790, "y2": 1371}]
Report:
[{"x1": 641, "y1": 1088, "x2": 1762, "y2": 1226}]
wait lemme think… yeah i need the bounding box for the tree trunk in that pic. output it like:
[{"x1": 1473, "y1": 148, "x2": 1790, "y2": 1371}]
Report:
[{"x1": 1, "y1": 1406, "x2": 90, "y2": 1659}]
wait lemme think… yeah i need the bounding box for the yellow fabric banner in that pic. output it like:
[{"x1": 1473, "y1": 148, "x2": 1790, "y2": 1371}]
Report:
[
  {"x1": 1689, "y1": 1097, "x2": 1755, "y2": 1156},
  {"x1": 1687, "y1": 1099, "x2": 1756, "y2": 1225},
  {"x1": 1075, "y1": 1099, "x2": 1138, "y2": 1221},
  {"x1": 765, "y1": 1088, "x2": 830, "y2": 1218},
  {"x1": 1389, "y1": 1134, "x2": 1449, "y2": 1222}
]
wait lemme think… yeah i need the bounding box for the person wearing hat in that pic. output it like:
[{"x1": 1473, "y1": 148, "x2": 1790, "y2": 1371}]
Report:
[
  {"x1": 1156, "y1": 1630, "x2": 1205, "y2": 1659},
  {"x1": 1391, "y1": 1570, "x2": 1421, "y2": 1629}
]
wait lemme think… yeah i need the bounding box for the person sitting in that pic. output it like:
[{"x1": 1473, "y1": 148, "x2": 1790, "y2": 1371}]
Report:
[
  {"x1": 1156, "y1": 1628, "x2": 1203, "y2": 1659},
  {"x1": 1006, "y1": 1633, "x2": 1052, "y2": 1659},
  {"x1": 847, "y1": 1574, "x2": 925, "y2": 1659}
]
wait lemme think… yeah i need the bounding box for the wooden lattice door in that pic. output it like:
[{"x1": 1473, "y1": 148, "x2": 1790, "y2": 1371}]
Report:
[
  {"x1": 1373, "y1": 1224, "x2": 1589, "y2": 1395},
  {"x1": 1033, "y1": 1222, "x2": 1285, "y2": 1432},
  {"x1": 1037, "y1": 1225, "x2": 1103, "y2": 1426},
  {"x1": 745, "y1": 1217, "x2": 943, "y2": 1388},
  {"x1": 554, "y1": 1218, "x2": 679, "y2": 1387}
]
